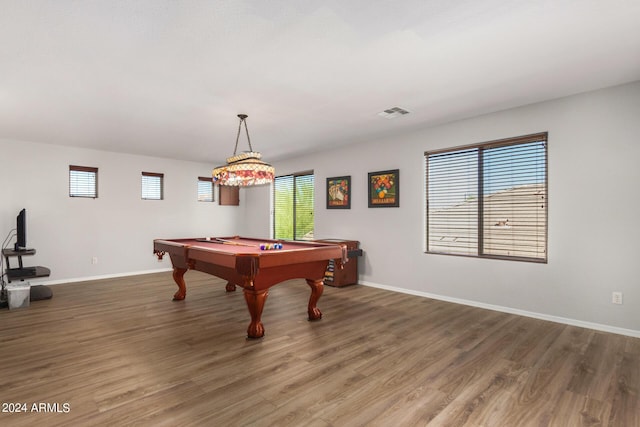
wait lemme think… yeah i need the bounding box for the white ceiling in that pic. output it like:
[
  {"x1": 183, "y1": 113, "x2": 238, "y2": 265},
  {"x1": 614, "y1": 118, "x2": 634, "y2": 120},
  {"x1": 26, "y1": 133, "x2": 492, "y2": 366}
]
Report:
[{"x1": 2, "y1": 1, "x2": 639, "y2": 164}]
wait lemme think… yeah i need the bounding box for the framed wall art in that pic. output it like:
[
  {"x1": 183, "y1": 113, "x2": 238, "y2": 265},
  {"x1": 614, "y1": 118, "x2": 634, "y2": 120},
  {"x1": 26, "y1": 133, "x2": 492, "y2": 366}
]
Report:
[
  {"x1": 326, "y1": 176, "x2": 351, "y2": 209},
  {"x1": 368, "y1": 169, "x2": 399, "y2": 207}
]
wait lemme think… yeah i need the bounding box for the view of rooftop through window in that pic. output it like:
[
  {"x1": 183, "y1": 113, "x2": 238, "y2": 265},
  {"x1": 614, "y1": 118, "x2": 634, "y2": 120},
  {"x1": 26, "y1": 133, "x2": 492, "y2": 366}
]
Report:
[{"x1": 426, "y1": 134, "x2": 547, "y2": 262}]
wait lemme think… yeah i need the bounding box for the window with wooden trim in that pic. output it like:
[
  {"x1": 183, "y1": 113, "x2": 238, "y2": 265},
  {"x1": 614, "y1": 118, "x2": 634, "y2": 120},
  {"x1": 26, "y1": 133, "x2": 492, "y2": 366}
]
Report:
[
  {"x1": 141, "y1": 172, "x2": 164, "y2": 200},
  {"x1": 197, "y1": 177, "x2": 214, "y2": 202},
  {"x1": 273, "y1": 172, "x2": 314, "y2": 240},
  {"x1": 69, "y1": 165, "x2": 98, "y2": 198},
  {"x1": 425, "y1": 132, "x2": 547, "y2": 262}
]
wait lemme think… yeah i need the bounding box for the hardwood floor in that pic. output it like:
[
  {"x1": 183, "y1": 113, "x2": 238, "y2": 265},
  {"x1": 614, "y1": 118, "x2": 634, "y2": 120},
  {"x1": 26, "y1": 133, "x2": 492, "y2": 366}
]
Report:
[{"x1": 0, "y1": 271, "x2": 638, "y2": 426}]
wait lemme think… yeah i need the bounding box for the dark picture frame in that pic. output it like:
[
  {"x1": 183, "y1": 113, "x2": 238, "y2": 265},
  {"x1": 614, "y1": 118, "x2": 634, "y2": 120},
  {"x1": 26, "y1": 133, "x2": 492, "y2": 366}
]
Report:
[
  {"x1": 368, "y1": 169, "x2": 399, "y2": 207},
  {"x1": 326, "y1": 176, "x2": 351, "y2": 209}
]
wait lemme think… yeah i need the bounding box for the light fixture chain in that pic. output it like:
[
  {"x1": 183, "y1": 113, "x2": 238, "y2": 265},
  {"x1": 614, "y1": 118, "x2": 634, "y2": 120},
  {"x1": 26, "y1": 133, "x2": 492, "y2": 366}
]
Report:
[
  {"x1": 233, "y1": 115, "x2": 254, "y2": 155},
  {"x1": 233, "y1": 117, "x2": 243, "y2": 155},
  {"x1": 243, "y1": 118, "x2": 253, "y2": 152}
]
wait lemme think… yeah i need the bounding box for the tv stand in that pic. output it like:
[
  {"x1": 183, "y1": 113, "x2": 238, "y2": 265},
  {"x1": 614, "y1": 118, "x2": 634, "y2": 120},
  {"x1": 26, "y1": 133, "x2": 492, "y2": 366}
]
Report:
[{"x1": 2, "y1": 248, "x2": 52, "y2": 301}]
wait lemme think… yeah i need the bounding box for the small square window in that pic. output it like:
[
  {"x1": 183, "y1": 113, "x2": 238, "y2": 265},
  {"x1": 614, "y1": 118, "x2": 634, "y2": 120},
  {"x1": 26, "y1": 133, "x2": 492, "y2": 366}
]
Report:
[
  {"x1": 69, "y1": 165, "x2": 98, "y2": 198},
  {"x1": 198, "y1": 177, "x2": 214, "y2": 202},
  {"x1": 142, "y1": 172, "x2": 164, "y2": 200}
]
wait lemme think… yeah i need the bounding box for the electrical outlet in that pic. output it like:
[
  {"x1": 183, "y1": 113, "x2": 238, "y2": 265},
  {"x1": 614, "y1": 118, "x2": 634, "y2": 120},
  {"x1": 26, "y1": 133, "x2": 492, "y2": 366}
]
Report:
[
  {"x1": 92, "y1": 256, "x2": 98, "y2": 265},
  {"x1": 612, "y1": 291, "x2": 623, "y2": 305}
]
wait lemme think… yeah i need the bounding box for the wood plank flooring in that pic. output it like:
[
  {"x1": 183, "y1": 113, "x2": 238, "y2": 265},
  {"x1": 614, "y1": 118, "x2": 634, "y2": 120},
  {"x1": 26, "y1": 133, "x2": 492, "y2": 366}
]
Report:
[{"x1": 0, "y1": 271, "x2": 638, "y2": 426}]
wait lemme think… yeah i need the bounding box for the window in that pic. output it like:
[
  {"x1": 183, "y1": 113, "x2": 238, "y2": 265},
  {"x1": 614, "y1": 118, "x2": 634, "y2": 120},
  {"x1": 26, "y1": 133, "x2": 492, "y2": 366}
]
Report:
[
  {"x1": 425, "y1": 132, "x2": 547, "y2": 262},
  {"x1": 197, "y1": 177, "x2": 214, "y2": 202},
  {"x1": 273, "y1": 172, "x2": 314, "y2": 240},
  {"x1": 69, "y1": 165, "x2": 98, "y2": 198},
  {"x1": 142, "y1": 172, "x2": 164, "y2": 200}
]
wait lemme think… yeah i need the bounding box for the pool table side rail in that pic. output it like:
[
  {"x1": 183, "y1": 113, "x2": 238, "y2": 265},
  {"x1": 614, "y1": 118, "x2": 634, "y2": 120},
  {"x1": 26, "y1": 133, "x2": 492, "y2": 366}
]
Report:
[
  {"x1": 153, "y1": 238, "x2": 348, "y2": 270},
  {"x1": 214, "y1": 237, "x2": 349, "y2": 265},
  {"x1": 153, "y1": 239, "x2": 189, "y2": 261}
]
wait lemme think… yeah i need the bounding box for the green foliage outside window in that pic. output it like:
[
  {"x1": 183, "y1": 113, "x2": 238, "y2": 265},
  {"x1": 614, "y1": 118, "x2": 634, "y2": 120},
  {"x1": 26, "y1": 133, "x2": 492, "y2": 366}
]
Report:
[{"x1": 274, "y1": 173, "x2": 314, "y2": 240}]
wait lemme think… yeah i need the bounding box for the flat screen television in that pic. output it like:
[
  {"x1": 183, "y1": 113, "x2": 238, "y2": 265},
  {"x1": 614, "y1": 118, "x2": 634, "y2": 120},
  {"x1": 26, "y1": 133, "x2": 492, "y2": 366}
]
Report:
[{"x1": 15, "y1": 208, "x2": 26, "y2": 251}]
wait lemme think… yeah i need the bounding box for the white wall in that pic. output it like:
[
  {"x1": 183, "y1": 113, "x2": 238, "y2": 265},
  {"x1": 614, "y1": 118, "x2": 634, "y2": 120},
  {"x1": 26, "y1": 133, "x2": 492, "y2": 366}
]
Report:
[
  {"x1": 244, "y1": 81, "x2": 640, "y2": 335},
  {"x1": 239, "y1": 185, "x2": 272, "y2": 239},
  {"x1": 0, "y1": 140, "x2": 243, "y2": 282}
]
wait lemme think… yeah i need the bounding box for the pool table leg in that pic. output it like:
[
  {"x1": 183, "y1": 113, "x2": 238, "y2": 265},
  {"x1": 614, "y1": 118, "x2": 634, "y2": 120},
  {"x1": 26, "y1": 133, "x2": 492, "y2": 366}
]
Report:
[
  {"x1": 172, "y1": 267, "x2": 188, "y2": 300},
  {"x1": 306, "y1": 278, "x2": 324, "y2": 321},
  {"x1": 243, "y1": 288, "x2": 269, "y2": 339}
]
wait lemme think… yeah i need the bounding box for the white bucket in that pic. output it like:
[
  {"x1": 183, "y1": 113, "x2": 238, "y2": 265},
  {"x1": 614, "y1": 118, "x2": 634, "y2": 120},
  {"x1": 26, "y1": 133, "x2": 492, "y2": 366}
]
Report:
[{"x1": 7, "y1": 282, "x2": 31, "y2": 310}]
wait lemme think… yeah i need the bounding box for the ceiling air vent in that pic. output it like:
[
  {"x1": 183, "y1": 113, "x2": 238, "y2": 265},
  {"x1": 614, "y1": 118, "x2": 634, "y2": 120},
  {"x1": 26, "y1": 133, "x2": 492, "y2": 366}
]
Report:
[{"x1": 377, "y1": 106, "x2": 410, "y2": 119}]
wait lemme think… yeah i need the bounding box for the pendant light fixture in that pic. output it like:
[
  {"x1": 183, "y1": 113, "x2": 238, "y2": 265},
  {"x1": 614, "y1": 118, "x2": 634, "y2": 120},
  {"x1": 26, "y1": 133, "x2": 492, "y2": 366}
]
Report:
[{"x1": 212, "y1": 114, "x2": 275, "y2": 186}]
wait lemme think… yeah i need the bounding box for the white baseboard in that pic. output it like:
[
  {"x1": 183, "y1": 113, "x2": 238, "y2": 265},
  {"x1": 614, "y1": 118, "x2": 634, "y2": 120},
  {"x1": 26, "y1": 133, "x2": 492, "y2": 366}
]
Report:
[
  {"x1": 39, "y1": 268, "x2": 172, "y2": 286},
  {"x1": 359, "y1": 280, "x2": 640, "y2": 339}
]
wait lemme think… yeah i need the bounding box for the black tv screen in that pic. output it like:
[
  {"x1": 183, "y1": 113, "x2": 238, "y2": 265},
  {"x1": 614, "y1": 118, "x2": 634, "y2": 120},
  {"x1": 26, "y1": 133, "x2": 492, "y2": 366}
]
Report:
[{"x1": 15, "y1": 208, "x2": 26, "y2": 251}]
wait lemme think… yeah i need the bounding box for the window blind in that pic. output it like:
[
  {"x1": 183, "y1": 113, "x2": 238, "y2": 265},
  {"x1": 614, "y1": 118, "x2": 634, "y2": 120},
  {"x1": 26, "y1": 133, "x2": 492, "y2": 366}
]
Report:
[
  {"x1": 69, "y1": 165, "x2": 98, "y2": 198},
  {"x1": 142, "y1": 172, "x2": 164, "y2": 200},
  {"x1": 482, "y1": 141, "x2": 547, "y2": 259},
  {"x1": 427, "y1": 149, "x2": 478, "y2": 255},
  {"x1": 197, "y1": 177, "x2": 214, "y2": 202},
  {"x1": 294, "y1": 174, "x2": 314, "y2": 240},
  {"x1": 426, "y1": 133, "x2": 547, "y2": 262},
  {"x1": 274, "y1": 175, "x2": 294, "y2": 239},
  {"x1": 273, "y1": 172, "x2": 314, "y2": 240}
]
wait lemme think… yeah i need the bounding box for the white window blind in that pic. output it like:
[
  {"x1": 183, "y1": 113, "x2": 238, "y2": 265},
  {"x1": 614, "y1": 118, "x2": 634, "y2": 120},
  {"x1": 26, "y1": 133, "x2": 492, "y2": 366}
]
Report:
[
  {"x1": 427, "y1": 149, "x2": 478, "y2": 255},
  {"x1": 274, "y1": 175, "x2": 294, "y2": 239},
  {"x1": 273, "y1": 172, "x2": 314, "y2": 240},
  {"x1": 197, "y1": 177, "x2": 214, "y2": 202},
  {"x1": 426, "y1": 133, "x2": 547, "y2": 262},
  {"x1": 69, "y1": 165, "x2": 98, "y2": 198},
  {"x1": 294, "y1": 174, "x2": 314, "y2": 240},
  {"x1": 142, "y1": 172, "x2": 164, "y2": 200}
]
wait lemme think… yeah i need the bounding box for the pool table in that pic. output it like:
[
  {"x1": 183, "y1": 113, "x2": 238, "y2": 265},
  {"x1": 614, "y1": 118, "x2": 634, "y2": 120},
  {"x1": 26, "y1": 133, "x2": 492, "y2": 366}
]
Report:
[{"x1": 153, "y1": 236, "x2": 347, "y2": 338}]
